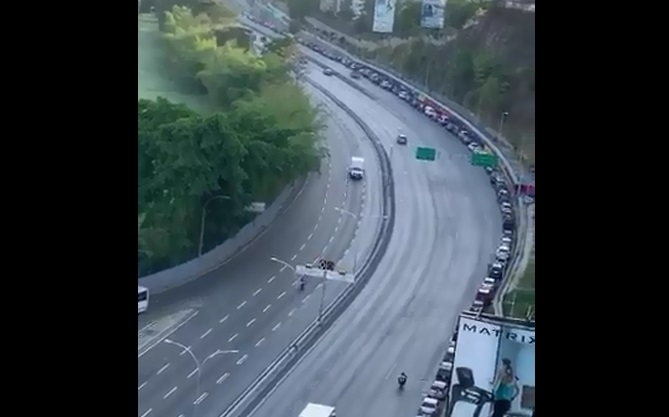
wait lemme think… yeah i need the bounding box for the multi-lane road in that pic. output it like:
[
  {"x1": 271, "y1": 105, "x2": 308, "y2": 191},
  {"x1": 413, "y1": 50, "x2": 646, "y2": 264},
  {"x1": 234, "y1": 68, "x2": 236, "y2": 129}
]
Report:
[
  {"x1": 245, "y1": 54, "x2": 502, "y2": 417},
  {"x1": 139, "y1": 6, "x2": 502, "y2": 416},
  {"x1": 137, "y1": 73, "x2": 384, "y2": 417}
]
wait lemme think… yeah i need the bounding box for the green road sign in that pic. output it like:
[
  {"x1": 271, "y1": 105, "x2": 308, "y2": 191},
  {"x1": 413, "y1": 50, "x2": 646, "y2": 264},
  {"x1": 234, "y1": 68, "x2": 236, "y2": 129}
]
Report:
[
  {"x1": 471, "y1": 152, "x2": 498, "y2": 168},
  {"x1": 415, "y1": 146, "x2": 436, "y2": 161}
]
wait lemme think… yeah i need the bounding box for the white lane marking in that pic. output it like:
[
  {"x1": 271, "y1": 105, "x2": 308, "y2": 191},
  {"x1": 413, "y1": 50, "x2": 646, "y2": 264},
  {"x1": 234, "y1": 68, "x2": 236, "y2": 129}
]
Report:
[
  {"x1": 291, "y1": 254, "x2": 297, "y2": 261},
  {"x1": 179, "y1": 347, "x2": 189, "y2": 356},
  {"x1": 138, "y1": 381, "x2": 147, "y2": 391},
  {"x1": 307, "y1": 232, "x2": 313, "y2": 240},
  {"x1": 255, "y1": 338, "x2": 265, "y2": 347},
  {"x1": 253, "y1": 288, "x2": 262, "y2": 297},
  {"x1": 268, "y1": 275, "x2": 276, "y2": 283},
  {"x1": 280, "y1": 265, "x2": 287, "y2": 272},
  {"x1": 229, "y1": 333, "x2": 238, "y2": 343},
  {"x1": 157, "y1": 363, "x2": 170, "y2": 375},
  {"x1": 338, "y1": 217, "x2": 342, "y2": 224},
  {"x1": 323, "y1": 197, "x2": 327, "y2": 205},
  {"x1": 200, "y1": 328, "x2": 212, "y2": 339},
  {"x1": 178, "y1": 414, "x2": 184, "y2": 417},
  {"x1": 138, "y1": 310, "x2": 199, "y2": 358},
  {"x1": 236, "y1": 354, "x2": 249, "y2": 365},
  {"x1": 217, "y1": 372, "x2": 230, "y2": 384},
  {"x1": 302, "y1": 295, "x2": 310, "y2": 303},
  {"x1": 237, "y1": 301, "x2": 247, "y2": 310},
  {"x1": 289, "y1": 308, "x2": 296, "y2": 317},
  {"x1": 140, "y1": 408, "x2": 152, "y2": 417},
  {"x1": 187, "y1": 369, "x2": 197, "y2": 379},
  {"x1": 263, "y1": 304, "x2": 271, "y2": 313},
  {"x1": 277, "y1": 291, "x2": 286, "y2": 300},
  {"x1": 272, "y1": 322, "x2": 281, "y2": 331},
  {"x1": 330, "y1": 232, "x2": 337, "y2": 240},
  {"x1": 193, "y1": 392, "x2": 208, "y2": 405},
  {"x1": 247, "y1": 318, "x2": 256, "y2": 327},
  {"x1": 163, "y1": 386, "x2": 177, "y2": 399},
  {"x1": 316, "y1": 283, "x2": 323, "y2": 290},
  {"x1": 219, "y1": 315, "x2": 229, "y2": 324},
  {"x1": 300, "y1": 243, "x2": 306, "y2": 251},
  {"x1": 326, "y1": 182, "x2": 330, "y2": 188}
]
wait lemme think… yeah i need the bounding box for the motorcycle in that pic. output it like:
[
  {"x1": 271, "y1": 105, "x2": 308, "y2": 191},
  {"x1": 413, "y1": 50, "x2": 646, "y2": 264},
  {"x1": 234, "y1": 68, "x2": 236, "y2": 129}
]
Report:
[
  {"x1": 397, "y1": 375, "x2": 407, "y2": 388},
  {"x1": 298, "y1": 279, "x2": 305, "y2": 291}
]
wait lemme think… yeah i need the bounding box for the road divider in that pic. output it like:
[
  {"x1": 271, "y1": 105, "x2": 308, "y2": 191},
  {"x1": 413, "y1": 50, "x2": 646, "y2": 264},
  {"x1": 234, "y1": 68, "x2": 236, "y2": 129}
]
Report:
[
  {"x1": 138, "y1": 177, "x2": 306, "y2": 295},
  {"x1": 218, "y1": 77, "x2": 396, "y2": 417}
]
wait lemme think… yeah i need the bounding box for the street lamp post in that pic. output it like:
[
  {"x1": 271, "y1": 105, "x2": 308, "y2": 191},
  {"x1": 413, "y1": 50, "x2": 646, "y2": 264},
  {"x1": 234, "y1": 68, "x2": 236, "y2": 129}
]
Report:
[
  {"x1": 498, "y1": 111, "x2": 509, "y2": 138},
  {"x1": 270, "y1": 257, "x2": 298, "y2": 282},
  {"x1": 334, "y1": 207, "x2": 359, "y2": 272},
  {"x1": 271, "y1": 256, "x2": 327, "y2": 325},
  {"x1": 163, "y1": 339, "x2": 238, "y2": 417},
  {"x1": 198, "y1": 195, "x2": 231, "y2": 257}
]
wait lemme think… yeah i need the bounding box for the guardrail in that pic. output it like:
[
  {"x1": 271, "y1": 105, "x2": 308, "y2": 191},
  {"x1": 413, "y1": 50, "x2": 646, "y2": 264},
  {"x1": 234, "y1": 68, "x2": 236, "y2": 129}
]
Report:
[
  {"x1": 138, "y1": 178, "x2": 305, "y2": 295},
  {"x1": 220, "y1": 77, "x2": 396, "y2": 417}
]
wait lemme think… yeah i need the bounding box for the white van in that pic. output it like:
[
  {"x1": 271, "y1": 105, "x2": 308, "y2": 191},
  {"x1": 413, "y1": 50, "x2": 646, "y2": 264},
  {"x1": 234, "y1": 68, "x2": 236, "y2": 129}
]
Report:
[{"x1": 348, "y1": 156, "x2": 364, "y2": 180}]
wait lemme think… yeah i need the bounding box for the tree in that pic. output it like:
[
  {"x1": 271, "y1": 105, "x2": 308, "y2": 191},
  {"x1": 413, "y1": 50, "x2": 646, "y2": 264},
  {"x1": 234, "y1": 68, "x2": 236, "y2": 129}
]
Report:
[
  {"x1": 477, "y1": 76, "x2": 501, "y2": 114},
  {"x1": 138, "y1": 5, "x2": 324, "y2": 273},
  {"x1": 394, "y1": 0, "x2": 422, "y2": 38}
]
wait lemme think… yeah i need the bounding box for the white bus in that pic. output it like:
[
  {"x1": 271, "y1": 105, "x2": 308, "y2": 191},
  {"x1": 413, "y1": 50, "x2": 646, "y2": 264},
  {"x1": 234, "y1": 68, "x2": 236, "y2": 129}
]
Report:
[
  {"x1": 299, "y1": 403, "x2": 335, "y2": 417},
  {"x1": 138, "y1": 286, "x2": 149, "y2": 314}
]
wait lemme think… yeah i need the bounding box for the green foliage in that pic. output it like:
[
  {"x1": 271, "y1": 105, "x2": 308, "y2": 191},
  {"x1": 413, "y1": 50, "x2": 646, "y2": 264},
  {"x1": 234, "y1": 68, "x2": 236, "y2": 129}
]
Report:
[
  {"x1": 445, "y1": 0, "x2": 483, "y2": 30},
  {"x1": 394, "y1": 0, "x2": 422, "y2": 38},
  {"x1": 338, "y1": 0, "x2": 355, "y2": 21},
  {"x1": 138, "y1": 5, "x2": 322, "y2": 275}
]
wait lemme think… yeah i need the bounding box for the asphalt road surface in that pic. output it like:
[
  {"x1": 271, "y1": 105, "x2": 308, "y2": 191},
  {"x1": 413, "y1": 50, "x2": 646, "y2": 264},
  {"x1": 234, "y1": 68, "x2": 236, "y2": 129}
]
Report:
[
  {"x1": 137, "y1": 74, "x2": 384, "y2": 417},
  {"x1": 247, "y1": 58, "x2": 502, "y2": 417}
]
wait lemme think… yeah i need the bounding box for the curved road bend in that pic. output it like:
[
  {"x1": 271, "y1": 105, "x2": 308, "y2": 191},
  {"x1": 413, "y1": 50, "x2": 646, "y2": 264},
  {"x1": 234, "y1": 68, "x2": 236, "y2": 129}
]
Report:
[
  {"x1": 137, "y1": 78, "x2": 384, "y2": 417},
  {"x1": 246, "y1": 64, "x2": 501, "y2": 417}
]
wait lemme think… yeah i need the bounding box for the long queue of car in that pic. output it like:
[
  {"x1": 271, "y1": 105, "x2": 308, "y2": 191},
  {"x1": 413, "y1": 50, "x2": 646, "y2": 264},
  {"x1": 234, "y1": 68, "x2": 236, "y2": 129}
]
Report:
[{"x1": 299, "y1": 39, "x2": 520, "y2": 417}]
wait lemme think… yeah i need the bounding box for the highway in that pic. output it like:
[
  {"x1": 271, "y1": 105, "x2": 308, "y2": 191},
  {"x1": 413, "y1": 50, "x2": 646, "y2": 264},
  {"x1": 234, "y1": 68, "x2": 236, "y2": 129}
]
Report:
[
  {"x1": 246, "y1": 57, "x2": 502, "y2": 417},
  {"x1": 137, "y1": 70, "x2": 384, "y2": 417}
]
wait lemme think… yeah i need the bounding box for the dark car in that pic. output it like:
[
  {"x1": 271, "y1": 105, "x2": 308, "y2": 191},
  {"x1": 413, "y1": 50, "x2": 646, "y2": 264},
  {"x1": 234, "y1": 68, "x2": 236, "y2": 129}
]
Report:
[
  {"x1": 323, "y1": 68, "x2": 334, "y2": 76},
  {"x1": 396, "y1": 134, "x2": 408, "y2": 145},
  {"x1": 350, "y1": 70, "x2": 361, "y2": 79}
]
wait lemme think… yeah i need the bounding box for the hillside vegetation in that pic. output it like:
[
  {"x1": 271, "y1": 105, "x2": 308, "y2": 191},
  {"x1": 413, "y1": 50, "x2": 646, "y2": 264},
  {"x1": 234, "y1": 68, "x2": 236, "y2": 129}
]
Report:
[{"x1": 289, "y1": 0, "x2": 535, "y2": 162}]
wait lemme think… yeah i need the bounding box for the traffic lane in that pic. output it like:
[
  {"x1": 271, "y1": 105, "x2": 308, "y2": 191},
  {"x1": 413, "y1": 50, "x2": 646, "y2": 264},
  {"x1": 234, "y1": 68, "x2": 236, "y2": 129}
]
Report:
[
  {"x1": 138, "y1": 88, "x2": 384, "y2": 417},
  {"x1": 138, "y1": 169, "x2": 362, "y2": 410},
  {"x1": 138, "y1": 89, "x2": 381, "y2": 413},
  {"x1": 138, "y1": 119, "x2": 363, "y2": 403},
  {"x1": 137, "y1": 89, "x2": 357, "y2": 347},
  {"x1": 365, "y1": 80, "x2": 501, "y2": 239},
  {"x1": 144, "y1": 277, "x2": 351, "y2": 417},
  {"x1": 316, "y1": 74, "x2": 498, "y2": 299},
  {"x1": 249, "y1": 78, "x2": 499, "y2": 417}
]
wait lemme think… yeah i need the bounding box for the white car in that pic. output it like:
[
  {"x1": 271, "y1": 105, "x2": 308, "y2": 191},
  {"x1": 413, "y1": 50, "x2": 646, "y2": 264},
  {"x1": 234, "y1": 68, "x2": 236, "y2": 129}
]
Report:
[
  {"x1": 419, "y1": 397, "x2": 439, "y2": 416},
  {"x1": 424, "y1": 106, "x2": 437, "y2": 118},
  {"x1": 467, "y1": 143, "x2": 480, "y2": 152},
  {"x1": 501, "y1": 236, "x2": 512, "y2": 246}
]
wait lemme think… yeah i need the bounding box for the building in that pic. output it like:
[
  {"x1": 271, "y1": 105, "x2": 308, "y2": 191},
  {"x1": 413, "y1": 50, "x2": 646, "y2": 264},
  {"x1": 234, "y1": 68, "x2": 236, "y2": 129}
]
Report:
[{"x1": 320, "y1": 0, "x2": 365, "y2": 19}]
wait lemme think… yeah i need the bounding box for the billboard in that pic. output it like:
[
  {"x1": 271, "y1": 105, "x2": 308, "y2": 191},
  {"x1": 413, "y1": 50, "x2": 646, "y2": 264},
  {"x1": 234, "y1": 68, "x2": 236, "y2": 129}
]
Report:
[
  {"x1": 372, "y1": 0, "x2": 396, "y2": 33},
  {"x1": 448, "y1": 313, "x2": 535, "y2": 417},
  {"x1": 421, "y1": 0, "x2": 446, "y2": 29}
]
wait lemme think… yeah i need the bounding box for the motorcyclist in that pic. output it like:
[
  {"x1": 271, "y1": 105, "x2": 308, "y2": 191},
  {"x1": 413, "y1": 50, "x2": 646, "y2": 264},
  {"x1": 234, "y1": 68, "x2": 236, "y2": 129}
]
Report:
[
  {"x1": 398, "y1": 372, "x2": 407, "y2": 386},
  {"x1": 299, "y1": 277, "x2": 306, "y2": 291}
]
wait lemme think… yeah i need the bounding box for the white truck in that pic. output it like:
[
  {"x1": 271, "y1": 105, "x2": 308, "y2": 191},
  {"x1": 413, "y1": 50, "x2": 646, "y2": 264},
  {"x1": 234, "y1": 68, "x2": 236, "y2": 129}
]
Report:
[
  {"x1": 348, "y1": 156, "x2": 364, "y2": 180},
  {"x1": 299, "y1": 403, "x2": 336, "y2": 417}
]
